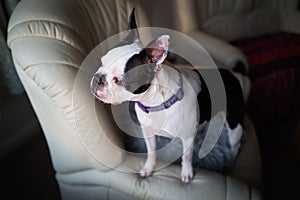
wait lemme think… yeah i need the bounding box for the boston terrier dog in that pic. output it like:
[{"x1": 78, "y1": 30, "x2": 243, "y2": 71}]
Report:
[{"x1": 91, "y1": 9, "x2": 244, "y2": 183}]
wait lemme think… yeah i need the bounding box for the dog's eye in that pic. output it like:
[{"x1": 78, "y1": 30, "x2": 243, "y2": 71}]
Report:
[{"x1": 113, "y1": 77, "x2": 123, "y2": 85}]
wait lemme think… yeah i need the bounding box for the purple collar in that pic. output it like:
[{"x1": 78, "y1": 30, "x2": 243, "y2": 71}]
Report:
[{"x1": 136, "y1": 89, "x2": 183, "y2": 113}]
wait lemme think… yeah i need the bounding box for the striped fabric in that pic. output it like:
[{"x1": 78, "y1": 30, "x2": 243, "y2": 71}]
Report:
[{"x1": 232, "y1": 32, "x2": 300, "y2": 127}]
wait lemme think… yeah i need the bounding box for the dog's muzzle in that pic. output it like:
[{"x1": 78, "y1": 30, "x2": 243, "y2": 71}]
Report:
[{"x1": 91, "y1": 73, "x2": 107, "y2": 98}]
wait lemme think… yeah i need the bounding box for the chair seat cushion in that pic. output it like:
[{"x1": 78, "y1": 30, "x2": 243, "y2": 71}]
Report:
[{"x1": 231, "y1": 32, "x2": 300, "y2": 126}]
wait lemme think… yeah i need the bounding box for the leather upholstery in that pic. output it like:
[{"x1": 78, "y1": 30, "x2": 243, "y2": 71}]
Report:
[
  {"x1": 8, "y1": 0, "x2": 261, "y2": 199},
  {"x1": 172, "y1": 0, "x2": 299, "y2": 40},
  {"x1": 170, "y1": 0, "x2": 300, "y2": 71}
]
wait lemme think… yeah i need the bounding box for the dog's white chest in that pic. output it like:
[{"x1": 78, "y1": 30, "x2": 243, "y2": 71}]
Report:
[
  {"x1": 135, "y1": 104, "x2": 182, "y2": 138},
  {"x1": 135, "y1": 68, "x2": 201, "y2": 139}
]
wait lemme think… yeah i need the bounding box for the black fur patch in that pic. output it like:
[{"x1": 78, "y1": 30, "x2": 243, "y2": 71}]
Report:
[
  {"x1": 195, "y1": 68, "x2": 245, "y2": 129},
  {"x1": 123, "y1": 49, "x2": 156, "y2": 94}
]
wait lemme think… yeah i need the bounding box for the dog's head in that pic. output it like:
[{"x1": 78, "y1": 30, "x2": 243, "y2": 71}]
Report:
[{"x1": 91, "y1": 9, "x2": 169, "y2": 104}]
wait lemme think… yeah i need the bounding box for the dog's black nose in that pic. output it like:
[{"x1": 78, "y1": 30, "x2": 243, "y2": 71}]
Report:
[
  {"x1": 99, "y1": 74, "x2": 107, "y2": 85},
  {"x1": 93, "y1": 73, "x2": 106, "y2": 85},
  {"x1": 91, "y1": 73, "x2": 106, "y2": 94}
]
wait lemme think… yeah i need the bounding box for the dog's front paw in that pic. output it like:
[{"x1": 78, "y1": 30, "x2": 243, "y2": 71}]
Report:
[
  {"x1": 181, "y1": 163, "x2": 193, "y2": 183},
  {"x1": 140, "y1": 165, "x2": 155, "y2": 177},
  {"x1": 139, "y1": 167, "x2": 153, "y2": 177},
  {"x1": 140, "y1": 160, "x2": 155, "y2": 177}
]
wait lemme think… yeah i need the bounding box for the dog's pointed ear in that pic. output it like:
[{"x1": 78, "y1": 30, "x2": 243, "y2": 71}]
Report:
[
  {"x1": 121, "y1": 8, "x2": 140, "y2": 44},
  {"x1": 145, "y1": 35, "x2": 170, "y2": 65}
]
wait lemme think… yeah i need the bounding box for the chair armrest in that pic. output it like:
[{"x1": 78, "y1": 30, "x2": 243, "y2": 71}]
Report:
[
  {"x1": 186, "y1": 30, "x2": 249, "y2": 73},
  {"x1": 281, "y1": 12, "x2": 300, "y2": 34},
  {"x1": 232, "y1": 72, "x2": 252, "y2": 103}
]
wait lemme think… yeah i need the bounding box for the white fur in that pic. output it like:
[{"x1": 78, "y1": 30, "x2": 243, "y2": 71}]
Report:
[
  {"x1": 100, "y1": 42, "x2": 143, "y2": 73},
  {"x1": 226, "y1": 121, "x2": 243, "y2": 157},
  {"x1": 93, "y1": 43, "x2": 142, "y2": 104}
]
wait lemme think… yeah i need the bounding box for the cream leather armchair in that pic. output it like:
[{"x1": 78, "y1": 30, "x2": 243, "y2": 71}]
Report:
[{"x1": 8, "y1": 0, "x2": 261, "y2": 199}]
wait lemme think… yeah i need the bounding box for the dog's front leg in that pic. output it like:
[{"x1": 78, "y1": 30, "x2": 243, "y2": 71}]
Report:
[
  {"x1": 140, "y1": 129, "x2": 156, "y2": 177},
  {"x1": 181, "y1": 136, "x2": 194, "y2": 183}
]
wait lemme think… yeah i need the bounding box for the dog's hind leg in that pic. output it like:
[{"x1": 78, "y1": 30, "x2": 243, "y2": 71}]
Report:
[{"x1": 225, "y1": 121, "x2": 243, "y2": 158}]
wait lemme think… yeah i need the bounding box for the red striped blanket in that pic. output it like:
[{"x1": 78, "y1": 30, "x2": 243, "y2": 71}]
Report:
[{"x1": 231, "y1": 32, "x2": 300, "y2": 127}]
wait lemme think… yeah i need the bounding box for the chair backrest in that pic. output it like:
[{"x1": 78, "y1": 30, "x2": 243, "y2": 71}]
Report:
[
  {"x1": 7, "y1": 0, "x2": 148, "y2": 172},
  {"x1": 172, "y1": 0, "x2": 299, "y2": 41}
]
